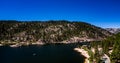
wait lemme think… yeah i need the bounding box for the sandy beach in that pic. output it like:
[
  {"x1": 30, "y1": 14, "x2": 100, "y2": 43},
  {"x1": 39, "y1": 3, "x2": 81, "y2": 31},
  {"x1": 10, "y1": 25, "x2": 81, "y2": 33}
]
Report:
[{"x1": 74, "y1": 48, "x2": 90, "y2": 63}]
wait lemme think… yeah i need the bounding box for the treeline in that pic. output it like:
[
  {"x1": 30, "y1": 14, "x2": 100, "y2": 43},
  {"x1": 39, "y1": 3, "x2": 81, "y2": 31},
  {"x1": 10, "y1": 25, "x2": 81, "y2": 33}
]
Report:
[
  {"x1": 90, "y1": 33, "x2": 120, "y2": 63},
  {"x1": 0, "y1": 20, "x2": 112, "y2": 43}
]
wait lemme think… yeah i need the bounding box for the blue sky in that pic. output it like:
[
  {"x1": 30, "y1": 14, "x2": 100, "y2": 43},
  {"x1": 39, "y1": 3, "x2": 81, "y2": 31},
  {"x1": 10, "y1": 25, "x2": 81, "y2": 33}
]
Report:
[{"x1": 0, "y1": 0, "x2": 120, "y2": 28}]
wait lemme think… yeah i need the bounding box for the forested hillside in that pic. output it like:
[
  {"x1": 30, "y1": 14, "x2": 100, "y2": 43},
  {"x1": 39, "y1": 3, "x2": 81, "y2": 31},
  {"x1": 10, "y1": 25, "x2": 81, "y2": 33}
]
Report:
[
  {"x1": 0, "y1": 20, "x2": 112, "y2": 43},
  {"x1": 102, "y1": 32, "x2": 120, "y2": 63},
  {"x1": 91, "y1": 32, "x2": 120, "y2": 63}
]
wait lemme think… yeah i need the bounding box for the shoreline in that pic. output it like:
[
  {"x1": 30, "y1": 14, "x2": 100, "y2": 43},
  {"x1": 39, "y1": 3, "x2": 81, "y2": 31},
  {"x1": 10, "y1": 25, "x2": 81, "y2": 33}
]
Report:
[
  {"x1": 0, "y1": 42, "x2": 82, "y2": 47},
  {"x1": 0, "y1": 41, "x2": 91, "y2": 47},
  {"x1": 74, "y1": 48, "x2": 90, "y2": 63}
]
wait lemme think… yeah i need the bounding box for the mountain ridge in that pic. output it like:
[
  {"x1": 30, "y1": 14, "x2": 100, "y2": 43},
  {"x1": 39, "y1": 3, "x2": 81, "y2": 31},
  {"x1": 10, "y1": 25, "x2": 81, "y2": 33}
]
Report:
[
  {"x1": 105, "y1": 28, "x2": 120, "y2": 34},
  {"x1": 0, "y1": 20, "x2": 112, "y2": 44}
]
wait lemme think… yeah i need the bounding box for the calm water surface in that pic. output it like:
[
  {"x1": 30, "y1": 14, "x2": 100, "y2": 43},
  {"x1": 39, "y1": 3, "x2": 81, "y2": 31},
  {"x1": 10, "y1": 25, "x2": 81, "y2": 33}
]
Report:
[{"x1": 0, "y1": 44, "x2": 85, "y2": 63}]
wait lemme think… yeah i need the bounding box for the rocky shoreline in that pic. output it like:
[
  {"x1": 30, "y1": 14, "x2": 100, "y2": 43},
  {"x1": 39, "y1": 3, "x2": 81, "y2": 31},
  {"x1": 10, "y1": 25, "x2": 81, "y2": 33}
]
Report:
[
  {"x1": 74, "y1": 48, "x2": 90, "y2": 63},
  {"x1": 0, "y1": 41, "x2": 45, "y2": 47},
  {"x1": 0, "y1": 41, "x2": 81, "y2": 47}
]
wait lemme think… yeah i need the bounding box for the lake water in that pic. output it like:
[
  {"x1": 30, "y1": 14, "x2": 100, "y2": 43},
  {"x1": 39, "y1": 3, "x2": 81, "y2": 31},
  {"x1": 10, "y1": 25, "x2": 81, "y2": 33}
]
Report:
[{"x1": 0, "y1": 44, "x2": 85, "y2": 63}]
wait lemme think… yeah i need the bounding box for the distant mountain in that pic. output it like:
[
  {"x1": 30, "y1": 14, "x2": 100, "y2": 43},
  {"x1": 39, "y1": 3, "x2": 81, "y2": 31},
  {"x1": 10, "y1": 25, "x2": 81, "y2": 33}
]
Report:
[
  {"x1": 105, "y1": 28, "x2": 120, "y2": 34},
  {"x1": 0, "y1": 20, "x2": 112, "y2": 43}
]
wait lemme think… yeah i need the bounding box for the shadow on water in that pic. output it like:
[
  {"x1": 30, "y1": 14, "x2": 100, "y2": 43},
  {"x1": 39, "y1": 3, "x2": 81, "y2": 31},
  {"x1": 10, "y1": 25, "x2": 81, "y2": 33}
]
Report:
[{"x1": 0, "y1": 43, "x2": 86, "y2": 63}]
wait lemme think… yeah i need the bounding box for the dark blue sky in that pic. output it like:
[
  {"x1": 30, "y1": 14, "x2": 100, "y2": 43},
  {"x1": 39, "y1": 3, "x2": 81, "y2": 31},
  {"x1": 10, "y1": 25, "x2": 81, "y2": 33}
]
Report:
[{"x1": 0, "y1": 0, "x2": 120, "y2": 28}]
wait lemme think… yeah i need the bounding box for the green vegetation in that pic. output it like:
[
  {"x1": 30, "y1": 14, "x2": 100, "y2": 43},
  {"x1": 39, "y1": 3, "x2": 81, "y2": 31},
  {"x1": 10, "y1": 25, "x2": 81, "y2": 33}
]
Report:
[
  {"x1": 0, "y1": 20, "x2": 112, "y2": 43},
  {"x1": 90, "y1": 33, "x2": 120, "y2": 63},
  {"x1": 99, "y1": 33, "x2": 120, "y2": 63},
  {"x1": 1, "y1": 20, "x2": 120, "y2": 63},
  {"x1": 109, "y1": 33, "x2": 120, "y2": 63},
  {"x1": 81, "y1": 44, "x2": 102, "y2": 63}
]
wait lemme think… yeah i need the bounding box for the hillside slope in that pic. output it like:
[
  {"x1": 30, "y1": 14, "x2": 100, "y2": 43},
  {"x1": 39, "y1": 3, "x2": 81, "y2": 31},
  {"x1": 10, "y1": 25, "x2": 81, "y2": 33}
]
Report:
[
  {"x1": 0, "y1": 20, "x2": 112, "y2": 43},
  {"x1": 100, "y1": 32, "x2": 120, "y2": 63}
]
